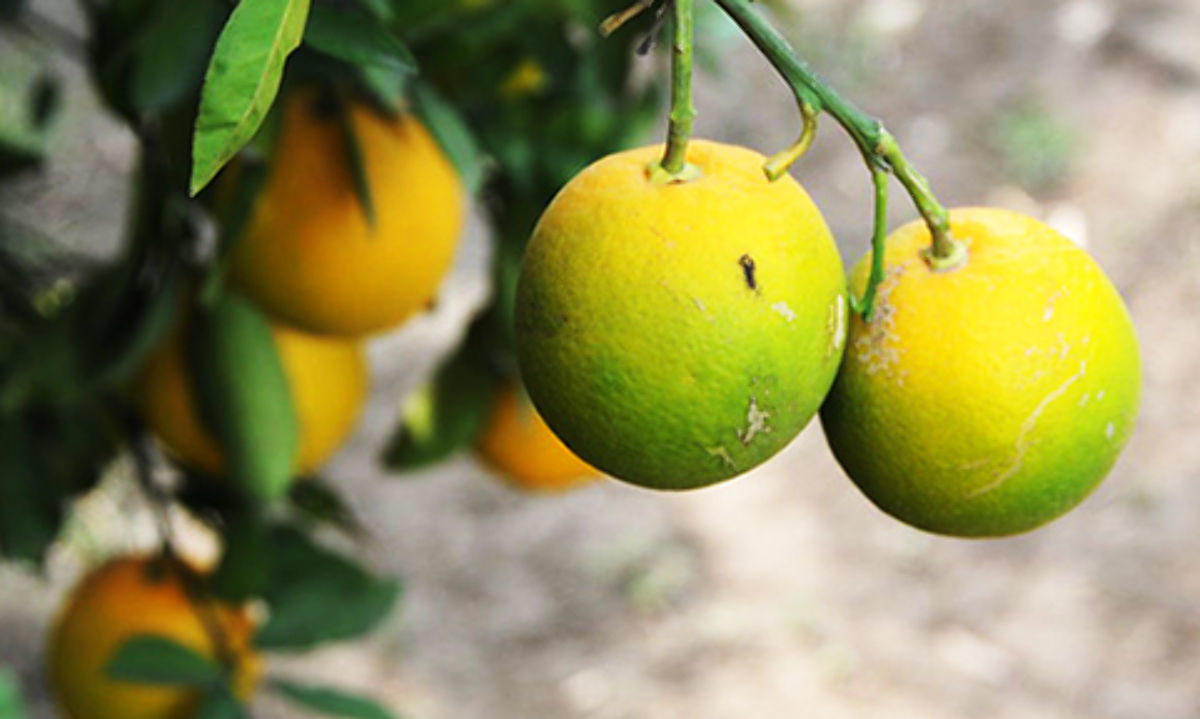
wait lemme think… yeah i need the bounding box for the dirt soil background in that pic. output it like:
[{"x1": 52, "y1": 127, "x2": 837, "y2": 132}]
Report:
[{"x1": 3, "y1": 0, "x2": 1200, "y2": 717}]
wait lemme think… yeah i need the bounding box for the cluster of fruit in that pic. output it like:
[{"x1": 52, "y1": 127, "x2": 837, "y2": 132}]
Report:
[
  {"x1": 44, "y1": 87, "x2": 588, "y2": 719},
  {"x1": 515, "y1": 139, "x2": 1142, "y2": 538}
]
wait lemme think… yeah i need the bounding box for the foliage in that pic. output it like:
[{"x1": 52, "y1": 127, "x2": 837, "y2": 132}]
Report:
[{"x1": 0, "y1": 1, "x2": 664, "y2": 714}]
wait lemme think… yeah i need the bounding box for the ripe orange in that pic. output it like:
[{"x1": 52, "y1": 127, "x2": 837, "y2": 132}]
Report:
[
  {"x1": 516, "y1": 140, "x2": 846, "y2": 489},
  {"x1": 135, "y1": 315, "x2": 367, "y2": 478},
  {"x1": 820, "y1": 207, "x2": 1141, "y2": 537},
  {"x1": 47, "y1": 555, "x2": 257, "y2": 719},
  {"x1": 228, "y1": 88, "x2": 464, "y2": 336},
  {"x1": 475, "y1": 381, "x2": 598, "y2": 492}
]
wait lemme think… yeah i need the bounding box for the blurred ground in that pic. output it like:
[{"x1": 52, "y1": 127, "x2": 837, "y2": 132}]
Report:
[{"x1": 3, "y1": 0, "x2": 1200, "y2": 717}]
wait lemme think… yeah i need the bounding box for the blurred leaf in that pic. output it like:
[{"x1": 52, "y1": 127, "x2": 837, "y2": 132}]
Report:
[
  {"x1": 207, "y1": 156, "x2": 268, "y2": 273},
  {"x1": 130, "y1": 0, "x2": 227, "y2": 113},
  {"x1": 288, "y1": 478, "x2": 367, "y2": 538},
  {"x1": 270, "y1": 678, "x2": 396, "y2": 719},
  {"x1": 0, "y1": 0, "x2": 23, "y2": 22},
  {"x1": 106, "y1": 635, "x2": 222, "y2": 686},
  {"x1": 304, "y1": 4, "x2": 415, "y2": 73},
  {"x1": 352, "y1": 0, "x2": 393, "y2": 24},
  {"x1": 190, "y1": 0, "x2": 312, "y2": 195},
  {"x1": 196, "y1": 684, "x2": 248, "y2": 719},
  {"x1": 339, "y1": 105, "x2": 375, "y2": 227},
  {"x1": 255, "y1": 525, "x2": 400, "y2": 651},
  {"x1": 0, "y1": 668, "x2": 29, "y2": 719},
  {"x1": 0, "y1": 72, "x2": 58, "y2": 176},
  {"x1": 188, "y1": 291, "x2": 298, "y2": 502},
  {"x1": 210, "y1": 508, "x2": 270, "y2": 602},
  {"x1": 0, "y1": 416, "x2": 56, "y2": 561},
  {"x1": 410, "y1": 81, "x2": 485, "y2": 193},
  {"x1": 0, "y1": 141, "x2": 41, "y2": 179},
  {"x1": 382, "y1": 328, "x2": 496, "y2": 471}
]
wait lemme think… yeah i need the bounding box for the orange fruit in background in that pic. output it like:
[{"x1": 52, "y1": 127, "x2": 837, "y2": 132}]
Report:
[
  {"x1": 516, "y1": 140, "x2": 846, "y2": 490},
  {"x1": 229, "y1": 88, "x2": 465, "y2": 337},
  {"x1": 47, "y1": 555, "x2": 258, "y2": 719},
  {"x1": 820, "y1": 207, "x2": 1142, "y2": 537},
  {"x1": 476, "y1": 381, "x2": 598, "y2": 492},
  {"x1": 135, "y1": 316, "x2": 367, "y2": 478}
]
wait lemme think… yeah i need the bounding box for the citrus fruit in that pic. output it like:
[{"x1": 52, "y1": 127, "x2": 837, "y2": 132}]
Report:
[
  {"x1": 516, "y1": 140, "x2": 847, "y2": 489},
  {"x1": 820, "y1": 207, "x2": 1141, "y2": 537},
  {"x1": 135, "y1": 315, "x2": 367, "y2": 478},
  {"x1": 228, "y1": 88, "x2": 464, "y2": 336},
  {"x1": 48, "y1": 555, "x2": 257, "y2": 719},
  {"x1": 475, "y1": 381, "x2": 598, "y2": 492}
]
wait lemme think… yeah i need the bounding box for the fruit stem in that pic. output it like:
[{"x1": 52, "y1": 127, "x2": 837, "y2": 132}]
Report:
[
  {"x1": 713, "y1": 0, "x2": 965, "y2": 271},
  {"x1": 652, "y1": 0, "x2": 700, "y2": 183},
  {"x1": 763, "y1": 99, "x2": 818, "y2": 181},
  {"x1": 850, "y1": 166, "x2": 890, "y2": 320}
]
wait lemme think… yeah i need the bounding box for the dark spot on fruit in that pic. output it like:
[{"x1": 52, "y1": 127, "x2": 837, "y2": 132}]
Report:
[{"x1": 739, "y1": 254, "x2": 758, "y2": 291}]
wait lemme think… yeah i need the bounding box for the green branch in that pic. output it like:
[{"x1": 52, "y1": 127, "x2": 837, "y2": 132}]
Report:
[{"x1": 713, "y1": 0, "x2": 964, "y2": 274}]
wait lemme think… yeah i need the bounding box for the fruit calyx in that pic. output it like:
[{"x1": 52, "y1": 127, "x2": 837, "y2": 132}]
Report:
[
  {"x1": 919, "y1": 235, "x2": 969, "y2": 273},
  {"x1": 646, "y1": 160, "x2": 703, "y2": 185}
]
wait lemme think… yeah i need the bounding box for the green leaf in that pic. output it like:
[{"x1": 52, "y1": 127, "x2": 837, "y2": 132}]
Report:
[
  {"x1": 271, "y1": 678, "x2": 395, "y2": 719},
  {"x1": 0, "y1": 0, "x2": 24, "y2": 23},
  {"x1": 210, "y1": 508, "x2": 270, "y2": 602},
  {"x1": 287, "y1": 478, "x2": 366, "y2": 538},
  {"x1": 105, "y1": 635, "x2": 222, "y2": 687},
  {"x1": 190, "y1": 0, "x2": 312, "y2": 195},
  {"x1": 130, "y1": 0, "x2": 228, "y2": 113},
  {"x1": 381, "y1": 328, "x2": 496, "y2": 471},
  {"x1": 303, "y1": 4, "x2": 415, "y2": 73},
  {"x1": 254, "y1": 526, "x2": 400, "y2": 651},
  {"x1": 0, "y1": 72, "x2": 57, "y2": 176},
  {"x1": 188, "y1": 290, "x2": 299, "y2": 501},
  {"x1": 353, "y1": 0, "x2": 393, "y2": 23},
  {"x1": 339, "y1": 106, "x2": 375, "y2": 227},
  {"x1": 196, "y1": 684, "x2": 249, "y2": 719},
  {"x1": 410, "y1": 82, "x2": 484, "y2": 193},
  {"x1": 0, "y1": 415, "x2": 61, "y2": 562},
  {"x1": 0, "y1": 667, "x2": 29, "y2": 719}
]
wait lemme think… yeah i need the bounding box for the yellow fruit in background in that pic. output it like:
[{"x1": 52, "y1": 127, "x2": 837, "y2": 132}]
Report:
[
  {"x1": 476, "y1": 381, "x2": 598, "y2": 492},
  {"x1": 820, "y1": 207, "x2": 1141, "y2": 537},
  {"x1": 135, "y1": 317, "x2": 367, "y2": 478},
  {"x1": 516, "y1": 140, "x2": 847, "y2": 490},
  {"x1": 48, "y1": 555, "x2": 258, "y2": 719},
  {"x1": 229, "y1": 89, "x2": 464, "y2": 337}
]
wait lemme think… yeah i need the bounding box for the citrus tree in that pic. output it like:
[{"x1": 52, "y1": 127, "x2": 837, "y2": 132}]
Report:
[{"x1": 0, "y1": 0, "x2": 1140, "y2": 716}]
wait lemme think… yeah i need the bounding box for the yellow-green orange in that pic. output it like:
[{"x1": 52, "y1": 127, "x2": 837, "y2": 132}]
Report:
[
  {"x1": 135, "y1": 316, "x2": 367, "y2": 477},
  {"x1": 48, "y1": 555, "x2": 258, "y2": 719},
  {"x1": 475, "y1": 381, "x2": 598, "y2": 492},
  {"x1": 516, "y1": 140, "x2": 847, "y2": 489},
  {"x1": 229, "y1": 89, "x2": 464, "y2": 336},
  {"x1": 820, "y1": 207, "x2": 1141, "y2": 537}
]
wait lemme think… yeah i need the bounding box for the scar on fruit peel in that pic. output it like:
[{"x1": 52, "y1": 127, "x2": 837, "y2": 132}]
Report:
[
  {"x1": 771, "y1": 301, "x2": 796, "y2": 322},
  {"x1": 705, "y1": 445, "x2": 737, "y2": 470},
  {"x1": 967, "y1": 360, "x2": 1088, "y2": 499},
  {"x1": 826, "y1": 294, "x2": 846, "y2": 358},
  {"x1": 737, "y1": 396, "x2": 771, "y2": 446},
  {"x1": 739, "y1": 254, "x2": 758, "y2": 291}
]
